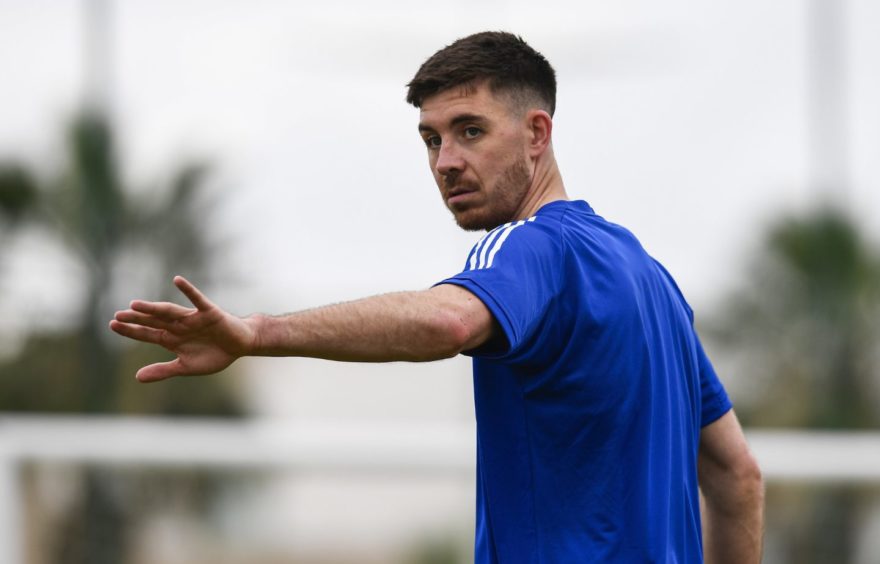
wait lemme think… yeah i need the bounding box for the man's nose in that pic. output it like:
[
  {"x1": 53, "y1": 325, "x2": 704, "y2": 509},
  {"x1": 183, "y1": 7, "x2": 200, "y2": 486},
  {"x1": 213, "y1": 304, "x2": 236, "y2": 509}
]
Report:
[{"x1": 435, "y1": 142, "x2": 465, "y2": 177}]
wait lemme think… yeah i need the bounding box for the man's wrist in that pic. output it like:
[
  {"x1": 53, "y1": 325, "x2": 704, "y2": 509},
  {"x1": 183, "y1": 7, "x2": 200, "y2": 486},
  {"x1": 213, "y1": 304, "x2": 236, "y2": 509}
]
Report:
[{"x1": 243, "y1": 313, "x2": 268, "y2": 356}]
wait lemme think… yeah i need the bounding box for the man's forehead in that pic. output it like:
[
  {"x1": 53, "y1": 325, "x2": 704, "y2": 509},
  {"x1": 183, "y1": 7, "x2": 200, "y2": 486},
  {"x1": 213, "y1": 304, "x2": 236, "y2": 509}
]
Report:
[
  {"x1": 422, "y1": 83, "x2": 484, "y2": 109},
  {"x1": 418, "y1": 82, "x2": 502, "y2": 127}
]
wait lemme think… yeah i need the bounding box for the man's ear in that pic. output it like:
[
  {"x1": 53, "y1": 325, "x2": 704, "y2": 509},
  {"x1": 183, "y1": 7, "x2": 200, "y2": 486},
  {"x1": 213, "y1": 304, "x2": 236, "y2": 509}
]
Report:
[{"x1": 526, "y1": 109, "x2": 553, "y2": 157}]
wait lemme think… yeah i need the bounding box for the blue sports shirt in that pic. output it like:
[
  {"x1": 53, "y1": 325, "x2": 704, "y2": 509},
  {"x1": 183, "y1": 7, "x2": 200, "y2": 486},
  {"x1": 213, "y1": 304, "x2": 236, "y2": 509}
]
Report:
[{"x1": 439, "y1": 200, "x2": 731, "y2": 563}]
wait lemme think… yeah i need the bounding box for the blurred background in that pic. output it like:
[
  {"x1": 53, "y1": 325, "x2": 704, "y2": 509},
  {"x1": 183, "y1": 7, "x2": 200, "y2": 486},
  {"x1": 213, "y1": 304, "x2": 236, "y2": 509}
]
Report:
[{"x1": 1, "y1": 0, "x2": 879, "y2": 562}]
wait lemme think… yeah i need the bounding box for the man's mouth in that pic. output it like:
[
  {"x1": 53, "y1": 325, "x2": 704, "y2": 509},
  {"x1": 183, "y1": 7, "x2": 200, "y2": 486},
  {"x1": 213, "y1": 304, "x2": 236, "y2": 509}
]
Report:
[
  {"x1": 447, "y1": 192, "x2": 475, "y2": 207},
  {"x1": 445, "y1": 185, "x2": 478, "y2": 206}
]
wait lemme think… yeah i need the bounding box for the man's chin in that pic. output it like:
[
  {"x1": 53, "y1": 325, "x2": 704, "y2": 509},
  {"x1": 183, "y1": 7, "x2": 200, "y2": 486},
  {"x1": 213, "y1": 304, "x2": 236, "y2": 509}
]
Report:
[
  {"x1": 451, "y1": 208, "x2": 506, "y2": 232},
  {"x1": 456, "y1": 219, "x2": 488, "y2": 232}
]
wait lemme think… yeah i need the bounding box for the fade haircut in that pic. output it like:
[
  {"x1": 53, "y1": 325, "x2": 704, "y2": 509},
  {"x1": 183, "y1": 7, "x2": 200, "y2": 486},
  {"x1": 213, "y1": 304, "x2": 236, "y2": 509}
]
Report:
[{"x1": 406, "y1": 31, "x2": 557, "y2": 117}]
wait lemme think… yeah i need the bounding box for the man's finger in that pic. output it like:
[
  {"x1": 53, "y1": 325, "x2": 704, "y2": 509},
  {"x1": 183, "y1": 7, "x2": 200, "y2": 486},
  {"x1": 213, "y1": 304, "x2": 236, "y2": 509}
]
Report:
[
  {"x1": 114, "y1": 310, "x2": 175, "y2": 331},
  {"x1": 174, "y1": 276, "x2": 214, "y2": 312},
  {"x1": 109, "y1": 320, "x2": 167, "y2": 345},
  {"x1": 136, "y1": 359, "x2": 184, "y2": 383},
  {"x1": 130, "y1": 300, "x2": 195, "y2": 320}
]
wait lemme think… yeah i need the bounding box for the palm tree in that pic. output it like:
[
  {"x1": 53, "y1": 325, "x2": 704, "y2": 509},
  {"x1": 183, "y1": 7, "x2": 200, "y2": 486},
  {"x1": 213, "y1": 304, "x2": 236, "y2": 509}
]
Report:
[
  {"x1": 710, "y1": 206, "x2": 880, "y2": 428},
  {"x1": 0, "y1": 109, "x2": 241, "y2": 415},
  {"x1": 707, "y1": 205, "x2": 880, "y2": 563},
  {"x1": 0, "y1": 109, "x2": 244, "y2": 564}
]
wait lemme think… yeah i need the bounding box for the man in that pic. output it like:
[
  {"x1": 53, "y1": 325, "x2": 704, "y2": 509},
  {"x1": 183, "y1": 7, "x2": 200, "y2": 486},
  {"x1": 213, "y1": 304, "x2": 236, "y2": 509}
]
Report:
[{"x1": 111, "y1": 32, "x2": 763, "y2": 563}]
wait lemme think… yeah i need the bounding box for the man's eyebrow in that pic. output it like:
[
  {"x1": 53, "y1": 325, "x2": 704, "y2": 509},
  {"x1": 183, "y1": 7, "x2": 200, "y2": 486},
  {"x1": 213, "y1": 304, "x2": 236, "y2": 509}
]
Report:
[
  {"x1": 418, "y1": 113, "x2": 488, "y2": 133},
  {"x1": 450, "y1": 113, "x2": 487, "y2": 126}
]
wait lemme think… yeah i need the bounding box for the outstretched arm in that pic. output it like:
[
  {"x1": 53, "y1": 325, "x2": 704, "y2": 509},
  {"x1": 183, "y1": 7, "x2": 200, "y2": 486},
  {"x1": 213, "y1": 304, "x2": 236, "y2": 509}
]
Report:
[
  {"x1": 110, "y1": 276, "x2": 494, "y2": 383},
  {"x1": 698, "y1": 409, "x2": 765, "y2": 564}
]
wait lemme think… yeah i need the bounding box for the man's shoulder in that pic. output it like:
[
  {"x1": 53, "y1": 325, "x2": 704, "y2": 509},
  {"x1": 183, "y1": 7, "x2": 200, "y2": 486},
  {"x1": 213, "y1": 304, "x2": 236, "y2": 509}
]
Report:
[
  {"x1": 551, "y1": 200, "x2": 649, "y2": 255},
  {"x1": 463, "y1": 212, "x2": 560, "y2": 272}
]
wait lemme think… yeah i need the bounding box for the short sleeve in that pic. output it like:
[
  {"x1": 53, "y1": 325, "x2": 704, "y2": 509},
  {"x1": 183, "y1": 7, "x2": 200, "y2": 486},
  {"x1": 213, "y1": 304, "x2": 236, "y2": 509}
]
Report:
[
  {"x1": 436, "y1": 217, "x2": 563, "y2": 360},
  {"x1": 695, "y1": 336, "x2": 733, "y2": 427}
]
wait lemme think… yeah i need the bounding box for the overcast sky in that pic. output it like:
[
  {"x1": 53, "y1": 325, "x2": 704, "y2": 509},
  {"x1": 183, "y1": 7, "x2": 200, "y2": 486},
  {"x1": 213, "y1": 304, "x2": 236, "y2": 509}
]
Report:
[{"x1": 1, "y1": 0, "x2": 879, "y2": 340}]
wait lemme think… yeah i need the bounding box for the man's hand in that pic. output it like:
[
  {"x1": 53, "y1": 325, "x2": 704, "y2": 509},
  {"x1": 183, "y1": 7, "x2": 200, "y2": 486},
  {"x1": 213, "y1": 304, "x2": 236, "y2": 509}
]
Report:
[{"x1": 109, "y1": 276, "x2": 256, "y2": 383}]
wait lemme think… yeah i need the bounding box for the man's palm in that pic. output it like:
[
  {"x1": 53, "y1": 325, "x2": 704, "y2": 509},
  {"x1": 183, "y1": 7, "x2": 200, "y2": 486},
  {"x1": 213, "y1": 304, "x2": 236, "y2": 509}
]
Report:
[{"x1": 109, "y1": 276, "x2": 255, "y2": 382}]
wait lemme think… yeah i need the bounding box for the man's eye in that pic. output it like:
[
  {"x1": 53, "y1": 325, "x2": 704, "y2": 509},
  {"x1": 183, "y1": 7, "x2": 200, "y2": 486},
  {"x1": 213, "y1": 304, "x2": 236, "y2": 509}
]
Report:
[
  {"x1": 463, "y1": 127, "x2": 482, "y2": 139},
  {"x1": 424, "y1": 136, "x2": 441, "y2": 149}
]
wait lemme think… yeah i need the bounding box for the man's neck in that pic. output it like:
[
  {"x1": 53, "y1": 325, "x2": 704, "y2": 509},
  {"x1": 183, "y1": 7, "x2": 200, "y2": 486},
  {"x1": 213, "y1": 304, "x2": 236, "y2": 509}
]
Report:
[{"x1": 514, "y1": 155, "x2": 568, "y2": 220}]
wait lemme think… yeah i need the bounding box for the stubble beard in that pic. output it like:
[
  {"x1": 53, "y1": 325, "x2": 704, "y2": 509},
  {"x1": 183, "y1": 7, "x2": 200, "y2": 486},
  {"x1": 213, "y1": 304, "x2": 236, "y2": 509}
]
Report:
[{"x1": 447, "y1": 157, "x2": 532, "y2": 232}]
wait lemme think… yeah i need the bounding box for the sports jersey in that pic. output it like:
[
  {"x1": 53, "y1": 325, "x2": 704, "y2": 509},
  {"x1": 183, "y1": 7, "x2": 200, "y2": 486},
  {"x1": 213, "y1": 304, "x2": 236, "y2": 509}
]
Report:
[{"x1": 438, "y1": 200, "x2": 732, "y2": 563}]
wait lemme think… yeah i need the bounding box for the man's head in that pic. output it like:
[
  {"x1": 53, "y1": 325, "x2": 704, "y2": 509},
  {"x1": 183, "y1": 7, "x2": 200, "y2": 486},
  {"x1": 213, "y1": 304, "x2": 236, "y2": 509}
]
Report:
[{"x1": 408, "y1": 32, "x2": 559, "y2": 231}]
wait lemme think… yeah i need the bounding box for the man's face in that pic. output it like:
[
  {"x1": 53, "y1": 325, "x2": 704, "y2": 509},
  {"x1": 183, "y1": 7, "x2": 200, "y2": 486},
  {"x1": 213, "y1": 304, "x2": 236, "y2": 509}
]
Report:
[{"x1": 418, "y1": 82, "x2": 533, "y2": 231}]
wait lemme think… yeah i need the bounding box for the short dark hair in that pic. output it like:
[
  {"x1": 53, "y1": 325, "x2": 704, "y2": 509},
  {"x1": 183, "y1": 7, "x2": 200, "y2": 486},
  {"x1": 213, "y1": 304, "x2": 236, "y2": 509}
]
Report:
[{"x1": 406, "y1": 31, "x2": 557, "y2": 116}]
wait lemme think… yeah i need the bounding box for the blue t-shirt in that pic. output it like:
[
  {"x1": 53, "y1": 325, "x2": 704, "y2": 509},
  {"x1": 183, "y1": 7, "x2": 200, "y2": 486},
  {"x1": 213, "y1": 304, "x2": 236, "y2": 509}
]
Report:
[{"x1": 439, "y1": 200, "x2": 731, "y2": 563}]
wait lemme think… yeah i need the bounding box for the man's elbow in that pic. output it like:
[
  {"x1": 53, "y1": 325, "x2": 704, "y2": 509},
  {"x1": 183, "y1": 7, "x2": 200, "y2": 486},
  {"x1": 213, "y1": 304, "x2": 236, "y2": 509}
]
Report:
[
  {"x1": 731, "y1": 447, "x2": 763, "y2": 493},
  {"x1": 705, "y1": 449, "x2": 765, "y2": 515},
  {"x1": 739, "y1": 452, "x2": 765, "y2": 505},
  {"x1": 419, "y1": 309, "x2": 479, "y2": 361}
]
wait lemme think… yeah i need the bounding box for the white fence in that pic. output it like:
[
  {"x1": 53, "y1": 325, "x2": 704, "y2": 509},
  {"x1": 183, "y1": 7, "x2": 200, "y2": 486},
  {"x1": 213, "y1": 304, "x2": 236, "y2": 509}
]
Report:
[{"x1": 2, "y1": 415, "x2": 880, "y2": 563}]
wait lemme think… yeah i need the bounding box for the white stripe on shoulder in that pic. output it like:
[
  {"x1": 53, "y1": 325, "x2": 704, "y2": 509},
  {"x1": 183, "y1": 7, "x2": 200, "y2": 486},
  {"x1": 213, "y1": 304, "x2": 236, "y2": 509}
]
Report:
[
  {"x1": 477, "y1": 228, "x2": 505, "y2": 269},
  {"x1": 481, "y1": 215, "x2": 538, "y2": 269},
  {"x1": 467, "y1": 220, "x2": 516, "y2": 271},
  {"x1": 467, "y1": 229, "x2": 494, "y2": 271}
]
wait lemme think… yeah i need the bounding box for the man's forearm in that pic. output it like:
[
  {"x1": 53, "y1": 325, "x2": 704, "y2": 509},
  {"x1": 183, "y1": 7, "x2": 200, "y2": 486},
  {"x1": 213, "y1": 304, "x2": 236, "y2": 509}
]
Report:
[
  {"x1": 701, "y1": 481, "x2": 764, "y2": 563},
  {"x1": 246, "y1": 286, "x2": 490, "y2": 362}
]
